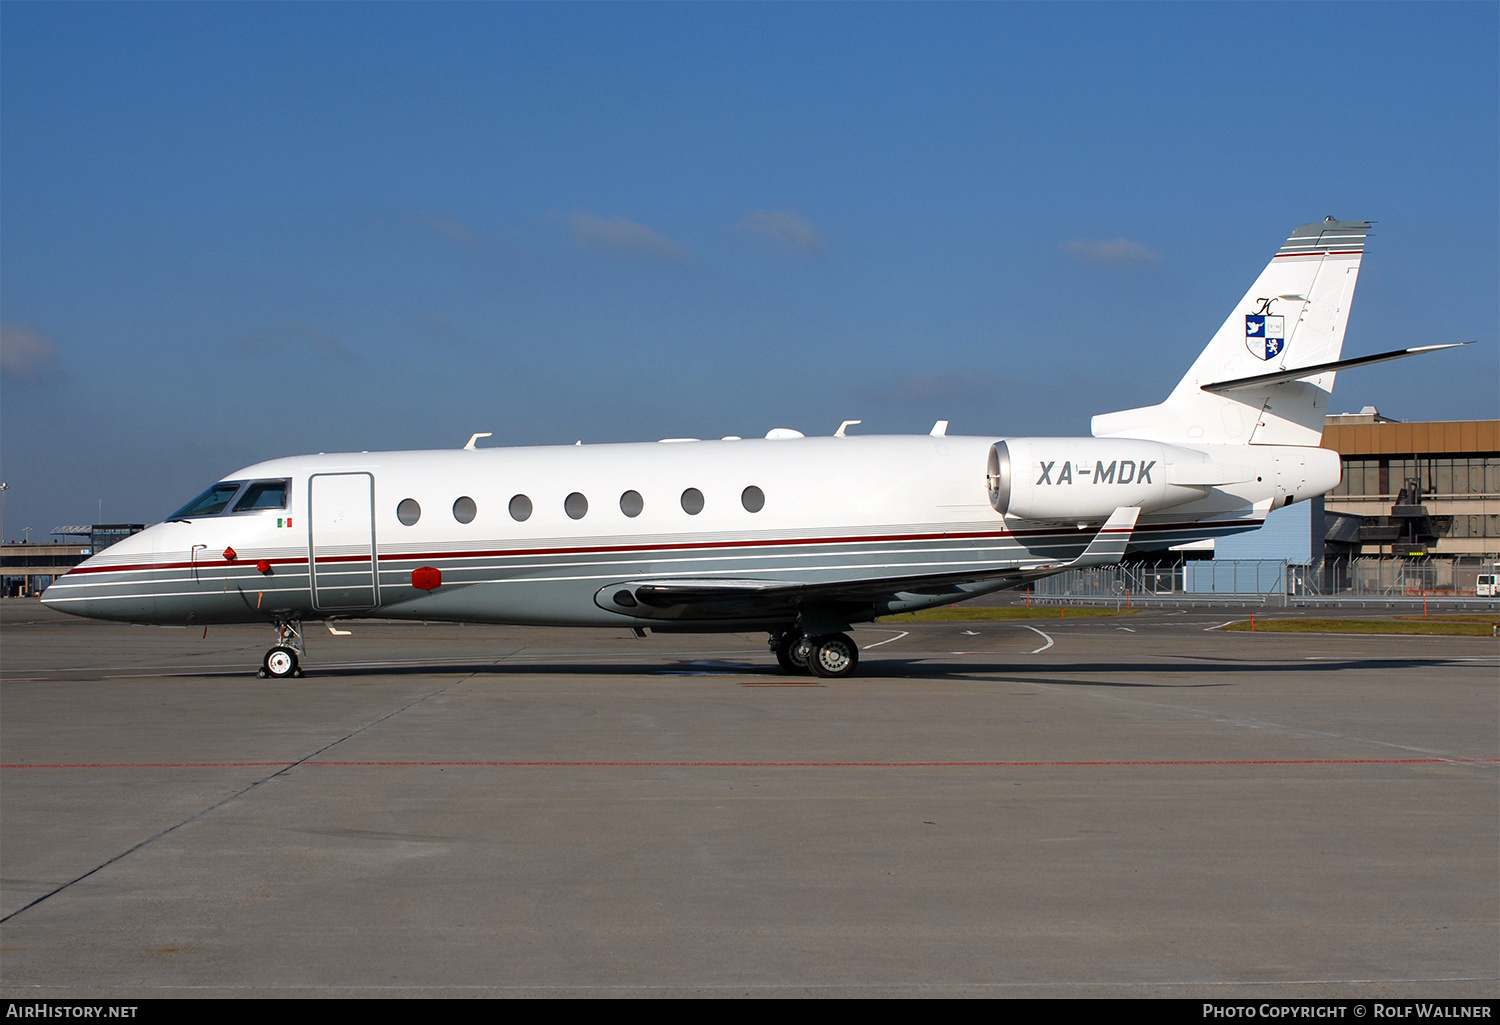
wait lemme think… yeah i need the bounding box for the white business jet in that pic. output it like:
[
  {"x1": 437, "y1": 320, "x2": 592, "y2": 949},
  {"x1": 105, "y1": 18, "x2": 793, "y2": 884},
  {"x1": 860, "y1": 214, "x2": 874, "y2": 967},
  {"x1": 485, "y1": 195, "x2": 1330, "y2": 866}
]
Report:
[{"x1": 42, "y1": 219, "x2": 1462, "y2": 678}]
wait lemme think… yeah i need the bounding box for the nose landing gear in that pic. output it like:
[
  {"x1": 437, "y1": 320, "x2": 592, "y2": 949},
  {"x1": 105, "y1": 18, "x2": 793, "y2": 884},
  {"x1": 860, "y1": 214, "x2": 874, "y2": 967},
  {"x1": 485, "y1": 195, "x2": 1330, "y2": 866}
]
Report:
[{"x1": 259, "y1": 619, "x2": 305, "y2": 678}]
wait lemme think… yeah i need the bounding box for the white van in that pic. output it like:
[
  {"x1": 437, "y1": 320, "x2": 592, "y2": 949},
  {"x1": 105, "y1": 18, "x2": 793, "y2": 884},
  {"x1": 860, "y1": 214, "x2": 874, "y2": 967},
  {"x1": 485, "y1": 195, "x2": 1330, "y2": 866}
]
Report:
[{"x1": 1478, "y1": 574, "x2": 1498, "y2": 598}]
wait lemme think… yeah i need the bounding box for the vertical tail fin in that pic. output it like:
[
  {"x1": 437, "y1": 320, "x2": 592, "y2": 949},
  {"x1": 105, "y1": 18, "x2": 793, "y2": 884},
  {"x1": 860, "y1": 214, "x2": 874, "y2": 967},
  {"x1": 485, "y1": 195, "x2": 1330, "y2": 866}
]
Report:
[{"x1": 1092, "y1": 218, "x2": 1369, "y2": 447}]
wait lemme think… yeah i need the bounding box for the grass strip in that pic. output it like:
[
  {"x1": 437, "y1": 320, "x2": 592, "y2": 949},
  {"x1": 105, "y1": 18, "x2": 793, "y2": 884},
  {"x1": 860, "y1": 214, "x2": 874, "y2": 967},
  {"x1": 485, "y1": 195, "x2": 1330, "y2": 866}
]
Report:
[
  {"x1": 1223, "y1": 616, "x2": 1497, "y2": 637},
  {"x1": 880, "y1": 606, "x2": 1136, "y2": 622}
]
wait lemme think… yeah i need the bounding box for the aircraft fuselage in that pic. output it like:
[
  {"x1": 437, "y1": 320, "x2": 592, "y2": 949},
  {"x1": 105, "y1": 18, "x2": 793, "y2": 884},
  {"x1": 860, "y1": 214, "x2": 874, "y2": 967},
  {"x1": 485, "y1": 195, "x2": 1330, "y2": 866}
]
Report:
[{"x1": 43, "y1": 434, "x2": 1309, "y2": 631}]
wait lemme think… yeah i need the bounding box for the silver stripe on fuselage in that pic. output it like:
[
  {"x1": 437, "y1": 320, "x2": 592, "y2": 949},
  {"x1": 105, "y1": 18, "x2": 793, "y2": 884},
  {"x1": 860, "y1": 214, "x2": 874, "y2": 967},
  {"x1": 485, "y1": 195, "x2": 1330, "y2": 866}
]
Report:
[{"x1": 44, "y1": 520, "x2": 1253, "y2": 622}]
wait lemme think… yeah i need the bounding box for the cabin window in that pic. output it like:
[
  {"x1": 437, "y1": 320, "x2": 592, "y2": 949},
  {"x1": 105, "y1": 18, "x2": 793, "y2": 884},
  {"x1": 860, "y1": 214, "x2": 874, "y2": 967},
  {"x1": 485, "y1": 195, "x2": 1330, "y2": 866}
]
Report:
[
  {"x1": 565, "y1": 492, "x2": 589, "y2": 520},
  {"x1": 619, "y1": 490, "x2": 644, "y2": 517},
  {"x1": 741, "y1": 486, "x2": 765, "y2": 513},
  {"x1": 397, "y1": 499, "x2": 421, "y2": 526},
  {"x1": 232, "y1": 480, "x2": 289, "y2": 513},
  {"x1": 453, "y1": 496, "x2": 477, "y2": 524},
  {"x1": 681, "y1": 488, "x2": 704, "y2": 515},
  {"x1": 169, "y1": 481, "x2": 246, "y2": 519},
  {"x1": 509, "y1": 495, "x2": 532, "y2": 521}
]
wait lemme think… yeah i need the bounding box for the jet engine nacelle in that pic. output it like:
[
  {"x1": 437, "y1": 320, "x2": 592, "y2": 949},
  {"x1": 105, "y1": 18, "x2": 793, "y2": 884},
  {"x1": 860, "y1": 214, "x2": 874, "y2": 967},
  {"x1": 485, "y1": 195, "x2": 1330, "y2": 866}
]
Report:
[{"x1": 987, "y1": 438, "x2": 1252, "y2": 521}]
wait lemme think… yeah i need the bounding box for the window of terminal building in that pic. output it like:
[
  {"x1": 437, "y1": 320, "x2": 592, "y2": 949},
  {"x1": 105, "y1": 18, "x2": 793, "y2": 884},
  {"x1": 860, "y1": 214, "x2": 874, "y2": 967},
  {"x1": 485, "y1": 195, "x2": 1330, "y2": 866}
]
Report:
[
  {"x1": 1334, "y1": 459, "x2": 1380, "y2": 497},
  {"x1": 1441, "y1": 514, "x2": 1500, "y2": 539},
  {"x1": 1336, "y1": 455, "x2": 1500, "y2": 497}
]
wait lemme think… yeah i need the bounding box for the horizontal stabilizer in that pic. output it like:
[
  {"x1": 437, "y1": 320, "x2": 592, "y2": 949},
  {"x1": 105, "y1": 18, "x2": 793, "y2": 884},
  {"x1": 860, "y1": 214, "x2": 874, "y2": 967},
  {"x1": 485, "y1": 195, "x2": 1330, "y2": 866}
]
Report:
[{"x1": 1200, "y1": 343, "x2": 1470, "y2": 394}]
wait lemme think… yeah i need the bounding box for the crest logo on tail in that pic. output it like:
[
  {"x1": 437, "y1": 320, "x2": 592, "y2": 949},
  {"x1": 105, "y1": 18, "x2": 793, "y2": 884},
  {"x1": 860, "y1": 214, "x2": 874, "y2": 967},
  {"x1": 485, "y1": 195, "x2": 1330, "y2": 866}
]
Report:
[{"x1": 1245, "y1": 314, "x2": 1284, "y2": 360}]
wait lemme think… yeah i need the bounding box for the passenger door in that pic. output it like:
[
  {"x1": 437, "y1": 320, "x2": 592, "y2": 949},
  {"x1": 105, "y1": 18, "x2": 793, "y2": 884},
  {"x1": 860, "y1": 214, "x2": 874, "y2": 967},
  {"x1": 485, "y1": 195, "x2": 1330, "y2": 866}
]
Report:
[{"x1": 309, "y1": 473, "x2": 378, "y2": 611}]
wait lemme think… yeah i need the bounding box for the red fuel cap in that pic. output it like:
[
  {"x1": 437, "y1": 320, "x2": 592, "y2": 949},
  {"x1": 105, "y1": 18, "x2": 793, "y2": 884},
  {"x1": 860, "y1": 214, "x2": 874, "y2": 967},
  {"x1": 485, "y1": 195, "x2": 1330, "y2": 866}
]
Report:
[
  {"x1": 412, "y1": 566, "x2": 442, "y2": 591},
  {"x1": 222, "y1": 546, "x2": 238, "y2": 562},
  {"x1": 256, "y1": 559, "x2": 272, "y2": 574}
]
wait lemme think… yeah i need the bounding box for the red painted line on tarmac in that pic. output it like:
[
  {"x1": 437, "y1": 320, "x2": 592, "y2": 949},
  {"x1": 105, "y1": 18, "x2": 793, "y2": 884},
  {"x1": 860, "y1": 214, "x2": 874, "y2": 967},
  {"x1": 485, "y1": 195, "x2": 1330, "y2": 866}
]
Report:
[
  {"x1": 1, "y1": 762, "x2": 300, "y2": 768},
  {"x1": 4, "y1": 758, "x2": 1497, "y2": 769}
]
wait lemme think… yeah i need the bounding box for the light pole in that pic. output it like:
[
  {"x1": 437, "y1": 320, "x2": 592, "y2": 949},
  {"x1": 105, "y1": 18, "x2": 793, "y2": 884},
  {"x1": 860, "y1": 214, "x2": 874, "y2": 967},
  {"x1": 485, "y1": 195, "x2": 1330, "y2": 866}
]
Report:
[{"x1": 0, "y1": 481, "x2": 7, "y2": 544}]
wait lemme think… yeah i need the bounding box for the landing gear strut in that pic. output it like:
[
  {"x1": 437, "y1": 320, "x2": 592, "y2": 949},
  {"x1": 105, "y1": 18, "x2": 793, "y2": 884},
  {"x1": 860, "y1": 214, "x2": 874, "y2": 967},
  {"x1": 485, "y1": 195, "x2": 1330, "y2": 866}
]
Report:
[
  {"x1": 259, "y1": 619, "x2": 305, "y2": 678},
  {"x1": 769, "y1": 630, "x2": 859, "y2": 679}
]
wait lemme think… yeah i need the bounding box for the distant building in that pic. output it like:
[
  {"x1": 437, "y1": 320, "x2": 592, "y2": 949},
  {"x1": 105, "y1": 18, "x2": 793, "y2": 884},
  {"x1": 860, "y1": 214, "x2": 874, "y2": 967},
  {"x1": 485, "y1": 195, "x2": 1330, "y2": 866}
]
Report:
[
  {"x1": 1313, "y1": 409, "x2": 1499, "y2": 559},
  {"x1": 1, "y1": 523, "x2": 144, "y2": 597}
]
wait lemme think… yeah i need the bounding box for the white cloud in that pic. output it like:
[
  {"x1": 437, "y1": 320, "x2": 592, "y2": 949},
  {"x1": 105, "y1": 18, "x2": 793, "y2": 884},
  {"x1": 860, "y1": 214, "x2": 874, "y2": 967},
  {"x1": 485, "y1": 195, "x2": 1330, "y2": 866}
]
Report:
[
  {"x1": 735, "y1": 210, "x2": 824, "y2": 254},
  {"x1": 1060, "y1": 237, "x2": 1159, "y2": 267},
  {"x1": 568, "y1": 212, "x2": 692, "y2": 264},
  {"x1": 0, "y1": 322, "x2": 58, "y2": 381}
]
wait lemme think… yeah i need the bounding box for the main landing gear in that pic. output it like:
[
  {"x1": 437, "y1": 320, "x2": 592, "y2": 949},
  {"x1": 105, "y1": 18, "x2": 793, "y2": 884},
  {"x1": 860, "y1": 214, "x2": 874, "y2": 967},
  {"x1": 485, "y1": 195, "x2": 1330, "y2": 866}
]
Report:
[
  {"x1": 770, "y1": 630, "x2": 860, "y2": 679},
  {"x1": 259, "y1": 619, "x2": 305, "y2": 679}
]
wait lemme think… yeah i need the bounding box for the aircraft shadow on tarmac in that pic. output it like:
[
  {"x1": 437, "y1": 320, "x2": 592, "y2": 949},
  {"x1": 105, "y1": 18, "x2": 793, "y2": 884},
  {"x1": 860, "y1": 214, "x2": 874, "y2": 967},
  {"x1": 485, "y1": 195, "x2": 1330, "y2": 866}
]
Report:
[{"x1": 292, "y1": 655, "x2": 1475, "y2": 685}]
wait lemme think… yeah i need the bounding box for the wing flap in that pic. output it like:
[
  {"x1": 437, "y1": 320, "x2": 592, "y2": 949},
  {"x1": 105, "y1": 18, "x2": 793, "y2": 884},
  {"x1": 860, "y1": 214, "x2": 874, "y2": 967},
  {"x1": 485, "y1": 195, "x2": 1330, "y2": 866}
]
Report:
[{"x1": 595, "y1": 509, "x2": 1145, "y2": 623}]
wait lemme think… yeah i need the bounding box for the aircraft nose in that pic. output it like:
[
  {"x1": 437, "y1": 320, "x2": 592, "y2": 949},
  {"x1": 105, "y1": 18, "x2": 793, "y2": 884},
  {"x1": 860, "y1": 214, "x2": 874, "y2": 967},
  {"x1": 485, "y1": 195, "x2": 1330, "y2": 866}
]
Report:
[{"x1": 40, "y1": 529, "x2": 160, "y2": 622}]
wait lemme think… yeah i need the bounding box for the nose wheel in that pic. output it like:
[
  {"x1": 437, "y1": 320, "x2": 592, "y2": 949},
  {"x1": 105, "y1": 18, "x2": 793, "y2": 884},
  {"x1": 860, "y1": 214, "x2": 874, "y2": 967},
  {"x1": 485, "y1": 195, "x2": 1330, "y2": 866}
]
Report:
[
  {"x1": 261, "y1": 646, "x2": 301, "y2": 678},
  {"x1": 258, "y1": 619, "x2": 305, "y2": 678}
]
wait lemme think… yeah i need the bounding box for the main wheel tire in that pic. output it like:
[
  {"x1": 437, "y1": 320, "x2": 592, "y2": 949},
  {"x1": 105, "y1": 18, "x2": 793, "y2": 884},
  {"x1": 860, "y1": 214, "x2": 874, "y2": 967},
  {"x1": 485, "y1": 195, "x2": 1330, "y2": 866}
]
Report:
[
  {"x1": 807, "y1": 633, "x2": 859, "y2": 679},
  {"x1": 774, "y1": 640, "x2": 799, "y2": 674},
  {"x1": 263, "y1": 646, "x2": 299, "y2": 678},
  {"x1": 773, "y1": 633, "x2": 813, "y2": 675}
]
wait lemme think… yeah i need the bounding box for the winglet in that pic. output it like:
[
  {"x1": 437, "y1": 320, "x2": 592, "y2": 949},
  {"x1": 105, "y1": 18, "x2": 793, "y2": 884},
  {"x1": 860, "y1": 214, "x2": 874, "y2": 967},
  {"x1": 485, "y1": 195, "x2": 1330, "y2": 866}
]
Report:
[{"x1": 1071, "y1": 506, "x2": 1141, "y2": 569}]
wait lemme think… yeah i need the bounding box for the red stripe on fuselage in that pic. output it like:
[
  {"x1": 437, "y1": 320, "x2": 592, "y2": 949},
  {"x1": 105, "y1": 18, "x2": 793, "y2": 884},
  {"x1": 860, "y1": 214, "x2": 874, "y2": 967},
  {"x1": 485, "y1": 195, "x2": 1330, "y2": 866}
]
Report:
[{"x1": 61, "y1": 518, "x2": 1262, "y2": 576}]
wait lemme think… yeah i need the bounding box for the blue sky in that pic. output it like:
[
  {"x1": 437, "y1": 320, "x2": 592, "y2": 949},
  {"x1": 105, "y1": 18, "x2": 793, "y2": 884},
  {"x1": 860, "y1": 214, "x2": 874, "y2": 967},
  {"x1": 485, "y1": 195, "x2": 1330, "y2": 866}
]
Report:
[{"x1": 2, "y1": 2, "x2": 1496, "y2": 534}]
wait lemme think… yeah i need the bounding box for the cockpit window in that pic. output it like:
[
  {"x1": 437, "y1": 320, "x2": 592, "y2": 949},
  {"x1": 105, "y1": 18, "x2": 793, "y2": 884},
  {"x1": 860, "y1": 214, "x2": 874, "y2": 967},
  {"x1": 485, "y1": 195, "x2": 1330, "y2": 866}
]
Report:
[
  {"x1": 169, "y1": 481, "x2": 246, "y2": 520},
  {"x1": 232, "y1": 480, "x2": 289, "y2": 513}
]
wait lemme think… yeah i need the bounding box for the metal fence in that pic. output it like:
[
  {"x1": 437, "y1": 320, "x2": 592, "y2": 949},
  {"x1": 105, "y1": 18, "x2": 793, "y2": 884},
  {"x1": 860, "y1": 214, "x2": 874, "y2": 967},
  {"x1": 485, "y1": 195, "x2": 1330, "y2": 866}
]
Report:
[
  {"x1": 1026, "y1": 555, "x2": 1500, "y2": 606},
  {"x1": 1311, "y1": 555, "x2": 1495, "y2": 598},
  {"x1": 1030, "y1": 560, "x2": 1289, "y2": 600}
]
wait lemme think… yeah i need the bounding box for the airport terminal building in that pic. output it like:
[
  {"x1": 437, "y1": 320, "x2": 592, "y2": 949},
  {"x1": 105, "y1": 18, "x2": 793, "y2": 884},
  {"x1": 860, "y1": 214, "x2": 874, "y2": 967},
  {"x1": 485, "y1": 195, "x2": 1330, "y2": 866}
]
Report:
[
  {"x1": 0, "y1": 524, "x2": 144, "y2": 597},
  {"x1": 1309, "y1": 410, "x2": 1498, "y2": 596},
  {"x1": 1314, "y1": 410, "x2": 1499, "y2": 559}
]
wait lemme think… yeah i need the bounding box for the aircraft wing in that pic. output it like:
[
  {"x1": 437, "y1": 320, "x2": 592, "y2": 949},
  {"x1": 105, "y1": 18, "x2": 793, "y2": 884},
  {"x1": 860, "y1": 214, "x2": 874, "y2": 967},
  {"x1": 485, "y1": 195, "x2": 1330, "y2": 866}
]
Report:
[{"x1": 594, "y1": 507, "x2": 1142, "y2": 623}]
